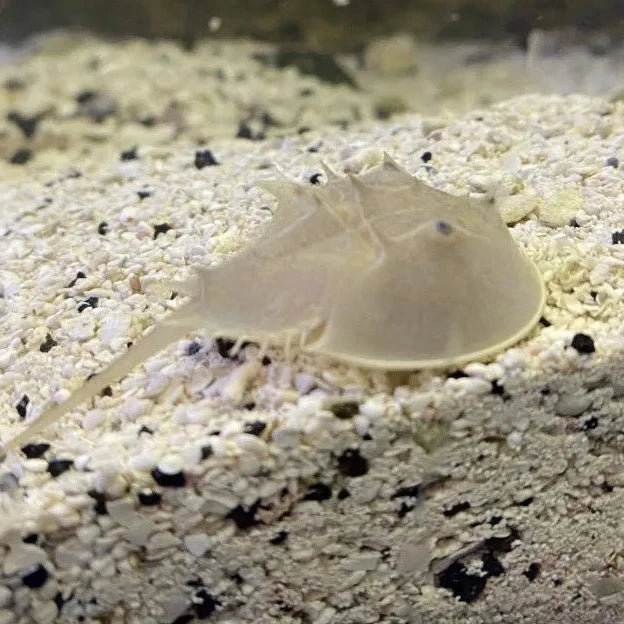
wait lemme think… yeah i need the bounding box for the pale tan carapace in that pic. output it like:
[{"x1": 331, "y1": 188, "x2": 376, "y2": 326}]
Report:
[{"x1": 1, "y1": 154, "x2": 545, "y2": 454}]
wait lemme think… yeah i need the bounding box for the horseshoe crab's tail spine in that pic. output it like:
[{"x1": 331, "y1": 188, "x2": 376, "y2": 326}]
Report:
[{"x1": 1, "y1": 305, "x2": 200, "y2": 458}]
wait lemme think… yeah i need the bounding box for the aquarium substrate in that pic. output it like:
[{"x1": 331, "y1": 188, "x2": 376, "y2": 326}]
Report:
[{"x1": 1, "y1": 38, "x2": 624, "y2": 624}]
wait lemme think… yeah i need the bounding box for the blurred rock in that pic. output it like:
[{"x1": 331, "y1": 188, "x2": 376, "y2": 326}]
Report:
[{"x1": 364, "y1": 34, "x2": 418, "y2": 75}]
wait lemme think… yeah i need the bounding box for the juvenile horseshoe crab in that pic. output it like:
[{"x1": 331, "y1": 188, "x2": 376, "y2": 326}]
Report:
[{"x1": 1, "y1": 154, "x2": 545, "y2": 455}]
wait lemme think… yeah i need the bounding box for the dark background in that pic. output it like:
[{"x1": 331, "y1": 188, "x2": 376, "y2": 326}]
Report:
[{"x1": 1, "y1": 0, "x2": 624, "y2": 50}]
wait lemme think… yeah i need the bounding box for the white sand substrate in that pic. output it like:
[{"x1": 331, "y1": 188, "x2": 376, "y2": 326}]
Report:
[{"x1": 1, "y1": 35, "x2": 624, "y2": 624}]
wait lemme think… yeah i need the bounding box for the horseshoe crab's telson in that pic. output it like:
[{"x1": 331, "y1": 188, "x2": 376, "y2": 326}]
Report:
[{"x1": 1, "y1": 154, "x2": 545, "y2": 455}]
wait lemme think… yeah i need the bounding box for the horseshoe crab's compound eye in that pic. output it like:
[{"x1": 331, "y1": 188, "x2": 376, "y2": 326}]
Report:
[{"x1": 435, "y1": 220, "x2": 453, "y2": 236}]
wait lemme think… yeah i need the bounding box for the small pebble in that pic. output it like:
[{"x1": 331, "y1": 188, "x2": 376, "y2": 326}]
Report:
[
  {"x1": 242, "y1": 420, "x2": 266, "y2": 436},
  {"x1": 151, "y1": 467, "x2": 186, "y2": 488},
  {"x1": 0, "y1": 586, "x2": 11, "y2": 608},
  {"x1": 270, "y1": 530, "x2": 288, "y2": 545},
  {"x1": 21, "y1": 565, "x2": 48, "y2": 589},
  {"x1": 184, "y1": 533, "x2": 210, "y2": 557},
  {"x1": 7, "y1": 111, "x2": 40, "y2": 138},
  {"x1": 458, "y1": 377, "x2": 492, "y2": 395},
  {"x1": 523, "y1": 562, "x2": 541, "y2": 582},
  {"x1": 226, "y1": 502, "x2": 259, "y2": 530},
  {"x1": 67, "y1": 271, "x2": 86, "y2": 287},
  {"x1": 23, "y1": 459, "x2": 48, "y2": 473},
  {"x1": 538, "y1": 189, "x2": 583, "y2": 227},
  {"x1": 153, "y1": 223, "x2": 172, "y2": 239},
  {"x1": 571, "y1": 333, "x2": 595, "y2": 354},
  {"x1": 337, "y1": 449, "x2": 369, "y2": 477},
  {"x1": 138, "y1": 489, "x2": 162, "y2": 506},
  {"x1": 75, "y1": 89, "x2": 116, "y2": 121},
  {"x1": 9, "y1": 149, "x2": 32, "y2": 165},
  {"x1": 555, "y1": 392, "x2": 593, "y2": 417},
  {"x1": 606, "y1": 156, "x2": 619, "y2": 168},
  {"x1": 77, "y1": 296, "x2": 98, "y2": 313},
  {"x1": 192, "y1": 589, "x2": 220, "y2": 619},
  {"x1": 0, "y1": 609, "x2": 15, "y2": 624},
  {"x1": 47, "y1": 459, "x2": 73, "y2": 477},
  {"x1": 120, "y1": 147, "x2": 138, "y2": 161},
  {"x1": 15, "y1": 395, "x2": 29, "y2": 418},
  {"x1": 359, "y1": 398, "x2": 385, "y2": 419},
  {"x1": 148, "y1": 531, "x2": 180, "y2": 552},
  {"x1": 194, "y1": 149, "x2": 219, "y2": 169},
  {"x1": 39, "y1": 334, "x2": 58, "y2": 353},
  {"x1": 328, "y1": 401, "x2": 360, "y2": 420},
  {"x1": 186, "y1": 341, "x2": 202, "y2": 356},
  {"x1": 303, "y1": 483, "x2": 332, "y2": 501}
]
